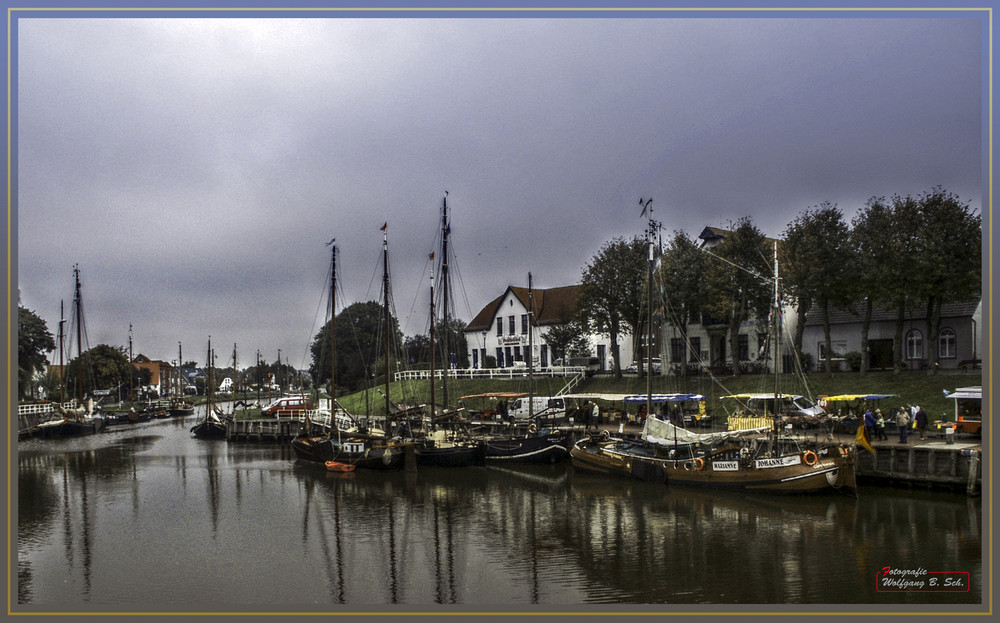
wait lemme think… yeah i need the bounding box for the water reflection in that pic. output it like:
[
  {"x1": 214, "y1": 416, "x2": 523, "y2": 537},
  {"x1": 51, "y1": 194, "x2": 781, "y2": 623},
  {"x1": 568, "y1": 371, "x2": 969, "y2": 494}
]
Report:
[{"x1": 16, "y1": 421, "x2": 983, "y2": 609}]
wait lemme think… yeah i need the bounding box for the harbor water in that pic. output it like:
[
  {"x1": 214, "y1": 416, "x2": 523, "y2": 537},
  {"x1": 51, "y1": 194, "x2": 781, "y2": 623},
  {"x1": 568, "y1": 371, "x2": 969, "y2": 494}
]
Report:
[{"x1": 15, "y1": 410, "x2": 984, "y2": 612}]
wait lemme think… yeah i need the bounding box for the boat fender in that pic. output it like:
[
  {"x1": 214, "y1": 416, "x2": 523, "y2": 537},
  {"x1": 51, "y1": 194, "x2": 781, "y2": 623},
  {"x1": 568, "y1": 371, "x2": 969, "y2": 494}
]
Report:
[
  {"x1": 600, "y1": 430, "x2": 610, "y2": 442},
  {"x1": 803, "y1": 450, "x2": 818, "y2": 466},
  {"x1": 685, "y1": 458, "x2": 705, "y2": 471},
  {"x1": 528, "y1": 423, "x2": 537, "y2": 433}
]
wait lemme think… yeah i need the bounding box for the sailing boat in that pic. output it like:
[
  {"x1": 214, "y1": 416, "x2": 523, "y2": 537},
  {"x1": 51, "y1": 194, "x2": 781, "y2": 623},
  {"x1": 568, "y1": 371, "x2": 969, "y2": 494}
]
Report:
[
  {"x1": 571, "y1": 201, "x2": 857, "y2": 493},
  {"x1": 168, "y1": 341, "x2": 196, "y2": 416},
  {"x1": 37, "y1": 266, "x2": 106, "y2": 437},
  {"x1": 190, "y1": 337, "x2": 227, "y2": 439},
  {"x1": 290, "y1": 237, "x2": 404, "y2": 470},
  {"x1": 474, "y1": 273, "x2": 573, "y2": 464}
]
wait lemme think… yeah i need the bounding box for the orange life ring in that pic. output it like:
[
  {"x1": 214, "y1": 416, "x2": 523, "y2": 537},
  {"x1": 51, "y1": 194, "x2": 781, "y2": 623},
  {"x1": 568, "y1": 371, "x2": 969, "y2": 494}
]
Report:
[
  {"x1": 528, "y1": 423, "x2": 537, "y2": 433},
  {"x1": 685, "y1": 458, "x2": 705, "y2": 471},
  {"x1": 803, "y1": 450, "x2": 818, "y2": 466}
]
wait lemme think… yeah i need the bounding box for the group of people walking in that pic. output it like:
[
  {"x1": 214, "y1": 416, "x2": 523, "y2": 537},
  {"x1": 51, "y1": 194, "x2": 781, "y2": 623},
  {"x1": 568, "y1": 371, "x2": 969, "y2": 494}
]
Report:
[{"x1": 864, "y1": 404, "x2": 928, "y2": 444}]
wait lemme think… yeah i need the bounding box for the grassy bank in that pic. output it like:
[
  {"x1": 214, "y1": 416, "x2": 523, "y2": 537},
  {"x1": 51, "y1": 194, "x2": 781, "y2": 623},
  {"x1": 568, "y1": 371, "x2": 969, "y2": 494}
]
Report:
[{"x1": 324, "y1": 369, "x2": 982, "y2": 420}]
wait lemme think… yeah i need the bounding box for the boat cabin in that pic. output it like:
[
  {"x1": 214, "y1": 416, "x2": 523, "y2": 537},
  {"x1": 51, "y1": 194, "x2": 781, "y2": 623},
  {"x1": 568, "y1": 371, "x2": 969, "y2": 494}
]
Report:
[{"x1": 260, "y1": 395, "x2": 313, "y2": 417}]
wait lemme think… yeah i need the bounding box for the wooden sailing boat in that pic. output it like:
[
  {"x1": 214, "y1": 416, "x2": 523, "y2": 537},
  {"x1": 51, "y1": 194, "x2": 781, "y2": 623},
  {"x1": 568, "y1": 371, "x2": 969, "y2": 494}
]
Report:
[
  {"x1": 571, "y1": 201, "x2": 857, "y2": 493},
  {"x1": 168, "y1": 341, "x2": 195, "y2": 416},
  {"x1": 290, "y1": 237, "x2": 404, "y2": 470},
  {"x1": 39, "y1": 265, "x2": 106, "y2": 437},
  {"x1": 190, "y1": 337, "x2": 227, "y2": 439}
]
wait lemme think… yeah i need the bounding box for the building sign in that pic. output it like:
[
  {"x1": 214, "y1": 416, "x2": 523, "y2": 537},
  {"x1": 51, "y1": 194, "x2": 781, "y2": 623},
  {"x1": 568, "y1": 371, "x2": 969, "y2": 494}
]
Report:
[
  {"x1": 501, "y1": 335, "x2": 525, "y2": 346},
  {"x1": 712, "y1": 460, "x2": 739, "y2": 471},
  {"x1": 755, "y1": 455, "x2": 802, "y2": 469}
]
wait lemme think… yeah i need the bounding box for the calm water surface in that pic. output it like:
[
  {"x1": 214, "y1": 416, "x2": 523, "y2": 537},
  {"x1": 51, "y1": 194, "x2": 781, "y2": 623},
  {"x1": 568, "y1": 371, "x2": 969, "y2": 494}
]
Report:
[{"x1": 15, "y1": 411, "x2": 984, "y2": 611}]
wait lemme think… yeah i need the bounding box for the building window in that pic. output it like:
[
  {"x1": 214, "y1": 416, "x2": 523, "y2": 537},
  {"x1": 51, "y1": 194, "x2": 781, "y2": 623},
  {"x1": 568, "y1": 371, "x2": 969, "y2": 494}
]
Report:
[
  {"x1": 540, "y1": 345, "x2": 548, "y2": 367},
  {"x1": 905, "y1": 330, "x2": 923, "y2": 360},
  {"x1": 496, "y1": 347, "x2": 503, "y2": 367},
  {"x1": 496, "y1": 317, "x2": 502, "y2": 337},
  {"x1": 521, "y1": 314, "x2": 528, "y2": 334},
  {"x1": 514, "y1": 346, "x2": 522, "y2": 361},
  {"x1": 504, "y1": 347, "x2": 512, "y2": 367},
  {"x1": 509, "y1": 315, "x2": 515, "y2": 335},
  {"x1": 938, "y1": 328, "x2": 956, "y2": 359},
  {"x1": 818, "y1": 341, "x2": 848, "y2": 360},
  {"x1": 737, "y1": 334, "x2": 749, "y2": 361},
  {"x1": 688, "y1": 337, "x2": 701, "y2": 363},
  {"x1": 670, "y1": 338, "x2": 685, "y2": 363}
]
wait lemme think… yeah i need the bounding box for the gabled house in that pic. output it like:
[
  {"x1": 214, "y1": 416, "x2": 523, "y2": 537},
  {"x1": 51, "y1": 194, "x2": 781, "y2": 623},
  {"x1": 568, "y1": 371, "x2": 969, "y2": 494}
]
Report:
[
  {"x1": 132, "y1": 354, "x2": 173, "y2": 396},
  {"x1": 463, "y1": 284, "x2": 633, "y2": 371},
  {"x1": 799, "y1": 299, "x2": 982, "y2": 372}
]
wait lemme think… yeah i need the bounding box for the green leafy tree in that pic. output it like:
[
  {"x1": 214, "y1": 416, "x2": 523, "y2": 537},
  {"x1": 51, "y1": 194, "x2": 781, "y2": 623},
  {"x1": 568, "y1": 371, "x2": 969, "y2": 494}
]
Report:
[
  {"x1": 543, "y1": 320, "x2": 591, "y2": 364},
  {"x1": 658, "y1": 230, "x2": 707, "y2": 377},
  {"x1": 910, "y1": 187, "x2": 981, "y2": 374},
  {"x1": 702, "y1": 217, "x2": 771, "y2": 377},
  {"x1": 65, "y1": 344, "x2": 131, "y2": 399},
  {"x1": 435, "y1": 315, "x2": 470, "y2": 370},
  {"x1": 17, "y1": 306, "x2": 55, "y2": 400},
  {"x1": 781, "y1": 203, "x2": 855, "y2": 377},
  {"x1": 851, "y1": 197, "x2": 898, "y2": 375},
  {"x1": 309, "y1": 300, "x2": 403, "y2": 394},
  {"x1": 576, "y1": 236, "x2": 648, "y2": 379}
]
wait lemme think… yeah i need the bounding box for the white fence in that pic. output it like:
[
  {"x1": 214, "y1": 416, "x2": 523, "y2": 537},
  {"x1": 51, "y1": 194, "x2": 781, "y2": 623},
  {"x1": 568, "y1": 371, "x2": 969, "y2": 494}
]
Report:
[{"x1": 394, "y1": 366, "x2": 587, "y2": 382}]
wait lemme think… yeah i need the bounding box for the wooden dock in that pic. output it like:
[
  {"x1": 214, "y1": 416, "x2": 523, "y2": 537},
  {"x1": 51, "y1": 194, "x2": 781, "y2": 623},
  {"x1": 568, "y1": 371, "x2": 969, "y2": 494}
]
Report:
[
  {"x1": 225, "y1": 417, "x2": 330, "y2": 442},
  {"x1": 854, "y1": 440, "x2": 982, "y2": 496}
]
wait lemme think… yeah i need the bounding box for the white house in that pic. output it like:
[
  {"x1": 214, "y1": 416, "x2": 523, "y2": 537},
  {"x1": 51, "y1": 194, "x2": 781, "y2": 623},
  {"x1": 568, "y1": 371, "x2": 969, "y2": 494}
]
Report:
[{"x1": 463, "y1": 284, "x2": 633, "y2": 372}]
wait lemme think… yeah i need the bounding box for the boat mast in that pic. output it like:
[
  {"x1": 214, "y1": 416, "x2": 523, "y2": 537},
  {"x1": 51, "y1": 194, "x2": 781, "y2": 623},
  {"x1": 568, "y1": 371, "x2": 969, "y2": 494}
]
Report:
[
  {"x1": 328, "y1": 240, "x2": 337, "y2": 409},
  {"x1": 429, "y1": 259, "x2": 436, "y2": 419},
  {"x1": 128, "y1": 324, "x2": 134, "y2": 405},
  {"x1": 440, "y1": 193, "x2": 450, "y2": 408},
  {"x1": 178, "y1": 342, "x2": 182, "y2": 399},
  {"x1": 528, "y1": 272, "x2": 534, "y2": 421},
  {"x1": 641, "y1": 198, "x2": 655, "y2": 424},
  {"x1": 73, "y1": 264, "x2": 83, "y2": 400},
  {"x1": 58, "y1": 301, "x2": 65, "y2": 404},
  {"x1": 231, "y1": 343, "x2": 238, "y2": 415},
  {"x1": 772, "y1": 241, "x2": 780, "y2": 433},
  {"x1": 382, "y1": 223, "x2": 391, "y2": 420},
  {"x1": 206, "y1": 336, "x2": 214, "y2": 421}
]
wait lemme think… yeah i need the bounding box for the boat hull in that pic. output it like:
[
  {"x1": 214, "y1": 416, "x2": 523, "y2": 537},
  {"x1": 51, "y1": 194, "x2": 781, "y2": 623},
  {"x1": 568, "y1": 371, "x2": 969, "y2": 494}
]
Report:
[
  {"x1": 291, "y1": 435, "x2": 405, "y2": 470},
  {"x1": 415, "y1": 440, "x2": 486, "y2": 467},
  {"x1": 483, "y1": 431, "x2": 573, "y2": 464},
  {"x1": 571, "y1": 437, "x2": 856, "y2": 494},
  {"x1": 190, "y1": 420, "x2": 227, "y2": 440},
  {"x1": 35, "y1": 416, "x2": 106, "y2": 438}
]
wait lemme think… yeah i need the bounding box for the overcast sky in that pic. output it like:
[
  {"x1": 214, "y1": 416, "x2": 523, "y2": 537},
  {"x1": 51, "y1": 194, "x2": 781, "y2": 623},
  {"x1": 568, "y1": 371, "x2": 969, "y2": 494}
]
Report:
[{"x1": 14, "y1": 11, "x2": 985, "y2": 371}]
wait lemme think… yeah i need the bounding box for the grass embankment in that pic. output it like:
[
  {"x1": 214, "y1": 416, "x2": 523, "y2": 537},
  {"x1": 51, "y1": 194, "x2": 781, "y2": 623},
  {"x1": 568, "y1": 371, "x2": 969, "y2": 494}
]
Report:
[{"x1": 326, "y1": 369, "x2": 982, "y2": 420}]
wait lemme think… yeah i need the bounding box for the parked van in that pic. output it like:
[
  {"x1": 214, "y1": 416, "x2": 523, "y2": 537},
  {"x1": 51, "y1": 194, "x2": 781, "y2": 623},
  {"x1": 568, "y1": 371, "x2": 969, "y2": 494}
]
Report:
[
  {"x1": 260, "y1": 395, "x2": 313, "y2": 417},
  {"x1": 507, "y1": 396, "x2": 566, "y2": 421}
]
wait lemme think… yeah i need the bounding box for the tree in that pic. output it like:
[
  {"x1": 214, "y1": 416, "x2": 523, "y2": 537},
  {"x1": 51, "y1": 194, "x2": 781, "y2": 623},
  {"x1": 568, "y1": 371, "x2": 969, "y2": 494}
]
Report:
[
  {"x1": 851, "y1": 197, "x2": 897, "y2": 375},
  {"x1": 701, "y1": 218, "x2": 771, "y2": 377},
  {"x1": 435, "y1": 316, "x2": 469, "y2": 369},
  {"x1": 658, "y1": 230, "x2": 707, "y2": 377},
  {"x1": 309, "y1": 300, "x2": 403, "y2": 394},
  {"x1": 18, "y1": 306, "x2": 55, "y2": 400},
  {"x1": 576, "y1": 236, "x2": 648, "y2": 379},
  {"x1": 910, "y1": 187, "x2": 981, "y2": 374},
  {"x1": 64, "y1": 344, "x2": 131, "y2": 399},
  {"x1": 543, "y1": 320, "x2": 591, "y2": 364},
  {"x1": 781, "y1": 203, "x2": 854, "y2": 377}
]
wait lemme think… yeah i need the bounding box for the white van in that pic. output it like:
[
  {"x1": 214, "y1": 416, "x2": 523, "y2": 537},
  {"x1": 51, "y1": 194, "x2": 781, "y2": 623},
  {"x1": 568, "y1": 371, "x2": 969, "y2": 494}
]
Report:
[{"x1": 507, "y1": 396, "x2": 566, "y2": 421}]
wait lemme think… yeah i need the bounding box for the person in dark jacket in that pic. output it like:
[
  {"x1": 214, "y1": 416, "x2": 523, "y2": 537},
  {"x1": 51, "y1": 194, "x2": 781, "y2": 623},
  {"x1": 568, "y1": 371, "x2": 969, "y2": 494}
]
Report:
[
  {"x1": 915, "y1": 406, "x2": 928, "y2": 440},
  {"x1": 896, "y1": 407, "x2": 910, "y2": 444}
]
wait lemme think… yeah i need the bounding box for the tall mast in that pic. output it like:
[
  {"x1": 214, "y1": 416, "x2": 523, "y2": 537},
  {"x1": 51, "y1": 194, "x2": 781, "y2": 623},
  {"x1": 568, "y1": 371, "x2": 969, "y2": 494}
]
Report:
[
  {"x1": 231, "y1": 343, "x2": 238, "y2": 414},
  {"x1": 73, "y1": 264, "x2": 83, "y2": 400},
  {"x1": 429, "y1": 260, "x2": 436, "y2": 419},
  {"x1": 178, "y1": 342, "x2": 182, "y2": 398},
  {"x1": 382, "y1": 223, "x2": 391, "y2": 418},
  {"x1": 128, "y1": 324, "x2": 134, "y2": 404},
  {"x1": 207, "y1": 336, "x2": 214, "y2": 419},
  {"x1": 641, "y1": 198, "x2": 655, "y2": 423},
  {"x1": 773, "y1": 241, "x2": 780, "y2": 404},
  {"x1": 328, "y1": 240, "x2": 337, "y2": 406},
  {"x1": 440, "y1": 193, "x2": 450, "y2": 408},
  {"x1": 58, "y1": 301, "x2": 65, "y2": 404},
  {"x1": 528, "y1": 272, "x2": 534, "y2": 420}
]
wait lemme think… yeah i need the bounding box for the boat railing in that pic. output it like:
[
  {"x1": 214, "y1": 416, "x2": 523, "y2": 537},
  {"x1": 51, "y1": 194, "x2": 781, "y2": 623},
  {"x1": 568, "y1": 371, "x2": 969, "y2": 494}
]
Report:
[{"x1": 394, "y1": 366, "x2": 586, "y2": 382}]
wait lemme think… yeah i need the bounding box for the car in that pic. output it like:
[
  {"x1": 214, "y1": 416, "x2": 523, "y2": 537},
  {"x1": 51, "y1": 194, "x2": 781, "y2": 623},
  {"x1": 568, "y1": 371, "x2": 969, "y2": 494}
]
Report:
[{"x1": 626, "y1": 358, "x2": 662, "y2": 375}]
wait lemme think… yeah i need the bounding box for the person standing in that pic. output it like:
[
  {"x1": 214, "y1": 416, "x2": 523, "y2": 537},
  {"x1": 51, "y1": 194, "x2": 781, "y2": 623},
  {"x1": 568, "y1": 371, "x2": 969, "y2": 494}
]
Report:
[
  {"x1": 896, "y1": 406, "x2": 910, "y2": 444},
  {"x1": 863, "y1": 408, "x2": 876, "y2": 443},
  {"x1": 875, "y1": 409, "x2": 888, "y2": 441},
  {"x1": 915, "y1": 406, "x2": 928, "y2": 440}
]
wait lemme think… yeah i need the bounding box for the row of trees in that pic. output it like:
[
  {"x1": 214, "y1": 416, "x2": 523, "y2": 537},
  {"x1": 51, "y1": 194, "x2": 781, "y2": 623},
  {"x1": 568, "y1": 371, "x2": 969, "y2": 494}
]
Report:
[{"x1": 572, "y1": 187, "x2": 980, "y2": 379}]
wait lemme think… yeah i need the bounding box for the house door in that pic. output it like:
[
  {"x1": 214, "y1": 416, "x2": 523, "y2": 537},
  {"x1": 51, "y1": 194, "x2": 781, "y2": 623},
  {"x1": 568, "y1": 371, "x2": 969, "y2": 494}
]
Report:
[{"x1": 869, "y1": 339, "x2": 894, "y2": 370}]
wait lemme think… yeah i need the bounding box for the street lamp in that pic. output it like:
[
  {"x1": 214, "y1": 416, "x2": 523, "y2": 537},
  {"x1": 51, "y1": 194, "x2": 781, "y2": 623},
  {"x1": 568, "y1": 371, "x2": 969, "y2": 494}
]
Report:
[{"x1": 481, "y1": 330, "x2": 487, "y2": 370}]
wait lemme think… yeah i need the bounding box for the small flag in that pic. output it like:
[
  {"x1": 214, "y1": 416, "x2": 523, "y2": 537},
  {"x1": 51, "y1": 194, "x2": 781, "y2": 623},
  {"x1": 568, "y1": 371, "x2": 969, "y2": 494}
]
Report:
[
  {"x1": 855, "y1": 420, "x2": 875, "y2": 455},
  {"x1": 380, "y1": 222, "x2": 387, "y2": 231},
  {"x1": 428, "y1": 252, "x2": 435, "y2": 261}
]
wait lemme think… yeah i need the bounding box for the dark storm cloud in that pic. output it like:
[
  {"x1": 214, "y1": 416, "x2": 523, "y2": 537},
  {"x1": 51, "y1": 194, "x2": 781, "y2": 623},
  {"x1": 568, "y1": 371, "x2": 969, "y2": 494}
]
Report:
[{"x1": 15, "y1": 14, "x2": 984, "y2": 367}]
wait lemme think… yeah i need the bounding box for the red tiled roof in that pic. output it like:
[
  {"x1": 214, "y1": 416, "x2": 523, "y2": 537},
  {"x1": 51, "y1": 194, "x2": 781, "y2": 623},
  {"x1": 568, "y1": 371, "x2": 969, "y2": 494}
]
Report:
[{"x1": 465, "y1": 285, "x2": 581, "y2": 331}]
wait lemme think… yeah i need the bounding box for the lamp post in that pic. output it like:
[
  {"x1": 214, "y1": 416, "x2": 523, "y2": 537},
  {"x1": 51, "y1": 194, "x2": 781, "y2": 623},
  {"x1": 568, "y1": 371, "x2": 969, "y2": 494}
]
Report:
[{"x1": 481, "y1": 331, "x2": 487, "y2": 370}]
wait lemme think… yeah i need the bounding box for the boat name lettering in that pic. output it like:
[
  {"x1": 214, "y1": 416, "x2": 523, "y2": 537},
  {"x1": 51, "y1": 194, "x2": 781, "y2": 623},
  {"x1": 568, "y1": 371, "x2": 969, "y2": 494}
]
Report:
[
  {"x1": 755, "y1": 456, "x2": 802, "y2": 469},
  {"x1": 343, "y1": 442, "x2": 365, "y2": 454},
  {"x1": 712, "y1": 460, "x2": 739, "y2": 471}
]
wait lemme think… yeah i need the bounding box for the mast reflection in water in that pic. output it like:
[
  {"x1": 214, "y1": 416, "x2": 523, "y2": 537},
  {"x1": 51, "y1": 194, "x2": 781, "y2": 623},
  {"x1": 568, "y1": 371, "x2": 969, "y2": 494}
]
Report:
[{"x1": 16, "y1": 415, "x2": 983, "y2": 609}]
